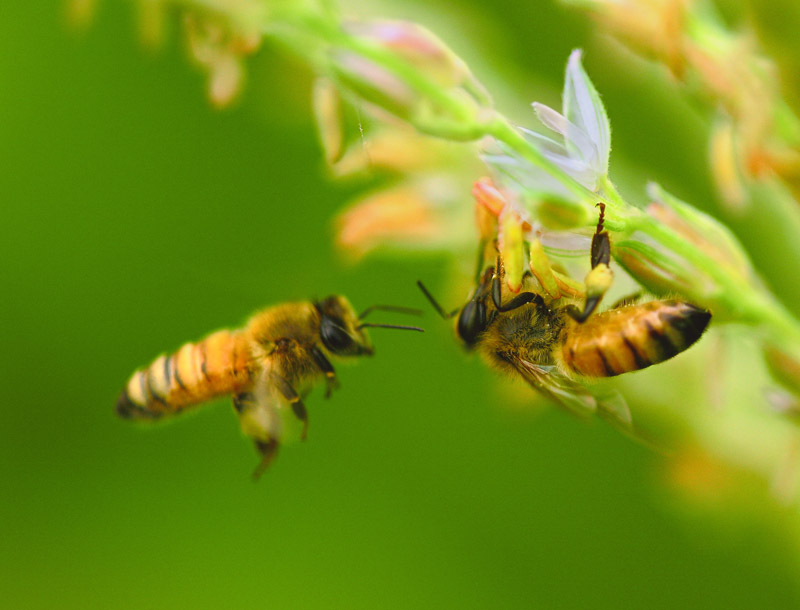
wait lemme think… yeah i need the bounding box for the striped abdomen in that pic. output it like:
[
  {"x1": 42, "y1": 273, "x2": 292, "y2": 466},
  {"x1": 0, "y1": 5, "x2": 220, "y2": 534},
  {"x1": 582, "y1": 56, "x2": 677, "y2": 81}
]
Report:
[
  {"x1": 116, "y1": 330, "x2": 253, "y2": 420},
  {"x1": 561, "y1": 301, "x2": 711, "y2": 377}
]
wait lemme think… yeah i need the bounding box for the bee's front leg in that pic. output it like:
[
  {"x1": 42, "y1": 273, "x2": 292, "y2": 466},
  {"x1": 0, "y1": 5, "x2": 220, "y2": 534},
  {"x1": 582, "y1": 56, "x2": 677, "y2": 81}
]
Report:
[
  {"x1": 491, "y1": 255, "x2": 545, "y2": 312},
  {"x1": 566, "y1": 203, "x2": 613, "y2": 323},
  {"x1": 311, "y1": 346, "x2": 339, "y2": 398}
]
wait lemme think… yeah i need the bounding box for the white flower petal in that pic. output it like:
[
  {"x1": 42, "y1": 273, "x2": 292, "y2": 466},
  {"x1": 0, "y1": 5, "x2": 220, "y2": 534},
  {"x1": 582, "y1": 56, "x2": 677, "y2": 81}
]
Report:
[
  {"x1": 563, "y1": 49, "x2": 610, "y2": 177},
  {"x1": 484, "y1": 152, "x2": 577, "y2": 202},
  {"x1": 532, "y1": 102, "x2": 599, "y2": 170},
  {"x1": 520, "y1": 125, "x2": 597, "y2": 189},
  {"x1": 539, "y1": 231, "x2": 591, "y2": 254},
  {"x1": 519, "y1": 126, "x2": 569, "y2": 157}
]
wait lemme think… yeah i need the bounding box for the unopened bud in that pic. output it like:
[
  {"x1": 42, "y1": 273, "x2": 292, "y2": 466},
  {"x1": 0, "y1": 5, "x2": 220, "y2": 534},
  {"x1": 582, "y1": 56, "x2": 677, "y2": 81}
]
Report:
[
  {"x1": 208, "y1": 54, "x2": 244, "y2": 108},
  {"x1": 312, "y1": 79, "x2": 346, "y2": 165},
  {"x1": 647, "y1": 183, "x2": 753, "y2": 283},
  {"x1": 709, "y1": 117, "x2": 747, "y2": 212},
  {"x1": 335, "y1": 183, "x2": 442, "y2": 260},
  {"x1": 614, "y1": 239, "x2": 699, "y2": 297},
  {"x1": 329, "y1": 51, "x2": 416, "y2": 119},
  {"x1": 343, "y1": 19, "x2": 473, "y2": 91}
]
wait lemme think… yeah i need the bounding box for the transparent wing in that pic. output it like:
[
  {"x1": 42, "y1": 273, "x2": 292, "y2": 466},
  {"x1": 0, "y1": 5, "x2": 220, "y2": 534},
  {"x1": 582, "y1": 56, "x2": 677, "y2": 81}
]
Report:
[
  {"x1": 512, "y1": 359, "x2": 599, "y2": 419},
  {"x1": 512, "y1": 358, "x2": 635, "y2": 436}
]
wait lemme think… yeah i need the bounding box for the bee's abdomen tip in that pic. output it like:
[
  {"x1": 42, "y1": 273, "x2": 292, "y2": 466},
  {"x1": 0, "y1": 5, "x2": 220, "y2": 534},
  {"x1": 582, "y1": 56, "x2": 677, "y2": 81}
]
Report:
[
  {"x1": 663, "y1": 302, "x2": 712, "y2": 348},
  {"x1": 115, "y1": 389, "x2": 156, "y2": 420},
  {"x1": 682, "y1": 303, "x2": 712, "y2": 340},
  {"x1": 115, "y1": 390, "x2": 132, "y2": 417}
]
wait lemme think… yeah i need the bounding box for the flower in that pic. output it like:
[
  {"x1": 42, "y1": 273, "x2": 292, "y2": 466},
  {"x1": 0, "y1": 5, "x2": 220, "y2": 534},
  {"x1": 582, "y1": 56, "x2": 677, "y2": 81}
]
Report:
[{"x1": 484, "y1": 49, "x2": 610, "y2": 205}]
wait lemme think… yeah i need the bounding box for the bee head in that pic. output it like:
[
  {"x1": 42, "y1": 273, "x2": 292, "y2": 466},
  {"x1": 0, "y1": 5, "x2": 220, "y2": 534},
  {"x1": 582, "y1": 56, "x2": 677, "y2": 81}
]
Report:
[
  {"x1": 316, "y1": 295, "x2": 374, "y2": 357},
  {"x1": 456, "y1": 297, "x2": 487, "y2": 349}
]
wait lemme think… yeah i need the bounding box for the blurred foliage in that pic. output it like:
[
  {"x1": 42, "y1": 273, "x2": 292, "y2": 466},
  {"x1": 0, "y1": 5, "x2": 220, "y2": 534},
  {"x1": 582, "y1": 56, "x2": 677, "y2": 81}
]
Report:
[{"x1": 2, "y1": 1, "x2": 800, "y2": 608}]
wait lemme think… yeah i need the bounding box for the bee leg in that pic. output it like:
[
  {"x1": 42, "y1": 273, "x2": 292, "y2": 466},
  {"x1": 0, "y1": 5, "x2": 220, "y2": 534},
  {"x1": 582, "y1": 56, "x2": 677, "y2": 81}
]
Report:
[
  {"x1": 269, "y1": 372, "x2": 309, "y2": 441},
  {"x1": 252, "y1": 438, "x2": 280, "y2": 480},
  {"x1": 491, "y1": 255, "x2": 545, "y2": 312},
  {"x1": 566, "y1": 203, "x2": 613, "y2": 323},
  {"x1": 311, "y1": 346, "x2": 339, "y2": 398}
]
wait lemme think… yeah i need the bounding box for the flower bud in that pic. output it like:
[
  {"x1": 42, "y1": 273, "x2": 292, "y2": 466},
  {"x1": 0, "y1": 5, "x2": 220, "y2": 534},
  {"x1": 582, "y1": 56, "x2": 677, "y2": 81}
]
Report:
[
  {"x1": 183, "y1": 10, "x2": 260, "y2": 108},
  {"x1": 342, "y1": 19, "x2": 473, "y2": 91},
  {"x1": 329, "y1": 19, "x2": 490, "y2": 130},
  {"x1": 336, "y1": 181, "x2": 456, "y2": 260},
  {"x1": 709, "y1": 116, "x2": 747, "y2": 212},
  {"x1": 329, "y1": 51, "x2": 417, "y2": 119},
  {"x1": 614, "y1": 238, "x2": 700, "y2": 297},
  {"x1": 208, "y1": 54, "x2": 244, "y2": 108},
  {"x1": 312, "y1": 78, "x2": 346, "y2": 165},
  {"x1": 647, "y1": 183, "x2": 754, "y2": 283}
]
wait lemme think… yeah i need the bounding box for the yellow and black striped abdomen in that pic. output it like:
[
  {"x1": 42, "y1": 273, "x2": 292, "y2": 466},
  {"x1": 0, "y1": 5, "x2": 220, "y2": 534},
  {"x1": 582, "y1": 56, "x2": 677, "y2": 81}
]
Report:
[
  {"x1": 561, "y1": 301, "x2": 711, "y2": 377},
  {"x1": 116, "y1": 330, "x2": 253, "y2": 420}
]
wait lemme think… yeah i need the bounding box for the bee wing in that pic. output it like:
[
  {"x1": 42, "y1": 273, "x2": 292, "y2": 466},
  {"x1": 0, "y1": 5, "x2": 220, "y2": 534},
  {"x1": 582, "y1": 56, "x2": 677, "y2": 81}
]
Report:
[
  {"x1": 513, "y1": 359, "x2": 636, "y2": 436},
  {"x1": 513, "y1": 359, "x2": 599, "y2": 419}
]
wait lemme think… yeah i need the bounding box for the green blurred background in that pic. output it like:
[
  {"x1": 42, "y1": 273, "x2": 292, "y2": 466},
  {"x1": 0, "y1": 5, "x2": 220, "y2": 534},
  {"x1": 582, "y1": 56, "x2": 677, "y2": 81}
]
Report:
[{"x1": 3, "y1": 1, "x2": 800, "y2": 608}]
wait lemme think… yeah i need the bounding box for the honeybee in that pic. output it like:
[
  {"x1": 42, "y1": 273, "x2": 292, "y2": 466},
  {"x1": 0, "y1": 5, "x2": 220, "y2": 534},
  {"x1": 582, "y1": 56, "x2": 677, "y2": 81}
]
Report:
[
  {"x1": 418, "y1": 204, "x2": 711, "y2": 423},
  {"x1": 116, "y1": 296, "x2": 422, "y2": 477}
]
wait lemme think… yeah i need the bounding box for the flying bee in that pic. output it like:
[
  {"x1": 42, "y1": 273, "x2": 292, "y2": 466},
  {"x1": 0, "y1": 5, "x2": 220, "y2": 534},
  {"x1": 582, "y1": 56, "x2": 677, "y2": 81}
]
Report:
[
  {"x1": 116, "y1": 296, "x2": 423, "y2": 477},
  {"x1": 418, "y1": 203, "x2": 711, "y2": 423}
]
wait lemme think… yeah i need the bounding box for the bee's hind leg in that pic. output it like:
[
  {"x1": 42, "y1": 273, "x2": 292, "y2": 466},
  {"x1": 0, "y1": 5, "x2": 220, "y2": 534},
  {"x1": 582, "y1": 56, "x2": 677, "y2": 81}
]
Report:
[
  {"x1": 311, "y1": 346, "x2": 339, "y2": 398},
  {"x1": 566, "y1": 203, "x2": 613, "y2": 323},
  {"x1": 252, "y1": 438, "x2": 280, "y2": 480},
  {"x1": 233, "y1": 391, "x2": 282, "y2": 480},
  {"x1": 269, "y1": 372, "x2": 309, "y2": 441}
]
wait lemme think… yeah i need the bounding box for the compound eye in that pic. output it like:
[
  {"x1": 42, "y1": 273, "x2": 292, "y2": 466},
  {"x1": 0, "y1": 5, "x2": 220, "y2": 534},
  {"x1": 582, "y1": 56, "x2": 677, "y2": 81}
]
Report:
[
  {"x1": 456, "y1": 300, "x2": 486, "y2": 347},
  {"x1": 320, "y1": 317, "x2": 354, "y2": 353}
]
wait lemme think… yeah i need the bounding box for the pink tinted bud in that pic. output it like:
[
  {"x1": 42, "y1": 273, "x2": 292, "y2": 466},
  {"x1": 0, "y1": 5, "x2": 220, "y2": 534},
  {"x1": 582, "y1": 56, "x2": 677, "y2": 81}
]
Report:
[
  {"x1": 330, "y1": 51, "x2": 416, "y2": 118},
  {"x1": 343, "y1": 19, "x2": 470, "y2": 89}
]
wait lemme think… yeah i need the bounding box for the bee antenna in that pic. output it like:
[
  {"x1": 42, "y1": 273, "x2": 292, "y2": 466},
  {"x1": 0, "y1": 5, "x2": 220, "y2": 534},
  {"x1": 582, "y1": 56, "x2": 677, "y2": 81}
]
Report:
[
  {"x1": 357, "y1": 323, "x2": 424, "y2": 332},
  {"x1": 416, "y1": 281, "x2": 459, "y2": 320},
  {"x1": 358, "y1": 304, "x2": 424, "y2": 320}
]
